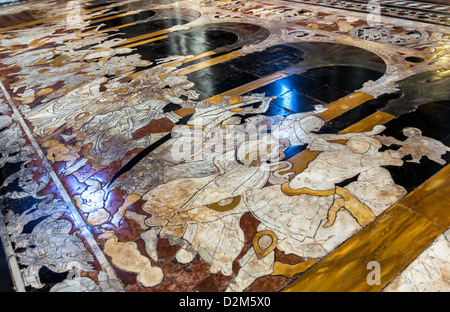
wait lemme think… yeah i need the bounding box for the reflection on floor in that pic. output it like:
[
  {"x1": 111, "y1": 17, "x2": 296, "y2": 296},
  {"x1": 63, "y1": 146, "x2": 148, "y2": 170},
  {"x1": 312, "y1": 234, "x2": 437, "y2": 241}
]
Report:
[{"x1": 0, "y1": 0, "x2": 449, "y2": 292}]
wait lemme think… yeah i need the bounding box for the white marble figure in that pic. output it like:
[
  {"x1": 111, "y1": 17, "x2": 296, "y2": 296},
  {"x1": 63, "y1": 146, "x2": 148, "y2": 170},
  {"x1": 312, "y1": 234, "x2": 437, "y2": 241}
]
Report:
[{"x1": 376, "y1": 127, "x2": 450, "y2": 165}]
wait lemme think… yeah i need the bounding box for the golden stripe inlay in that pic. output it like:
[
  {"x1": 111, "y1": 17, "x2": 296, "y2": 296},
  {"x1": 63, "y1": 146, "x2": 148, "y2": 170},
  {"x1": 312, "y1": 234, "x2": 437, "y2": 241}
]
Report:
[{"x1": 177, "y1": 51, "x2": 242, "y2": 76}]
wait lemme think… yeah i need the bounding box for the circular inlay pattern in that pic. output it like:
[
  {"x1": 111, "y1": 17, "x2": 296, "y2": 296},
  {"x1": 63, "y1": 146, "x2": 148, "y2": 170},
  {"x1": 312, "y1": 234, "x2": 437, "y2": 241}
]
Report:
[{"x1": 350, "y1": 25, "x2": 428, "y2": 44}]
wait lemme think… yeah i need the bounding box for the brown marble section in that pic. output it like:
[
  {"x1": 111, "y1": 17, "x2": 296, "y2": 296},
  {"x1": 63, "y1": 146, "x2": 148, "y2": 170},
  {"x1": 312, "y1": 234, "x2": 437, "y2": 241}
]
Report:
[{"x1": 0, "y1": 12, "x2": 36, "y2": 28}]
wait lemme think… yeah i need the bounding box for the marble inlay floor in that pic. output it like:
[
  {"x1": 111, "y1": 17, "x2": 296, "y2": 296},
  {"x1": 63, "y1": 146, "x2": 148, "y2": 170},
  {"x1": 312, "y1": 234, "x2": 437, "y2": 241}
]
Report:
[{"x1": 0, "y1": 0, "x2": 448, "y2": 293}]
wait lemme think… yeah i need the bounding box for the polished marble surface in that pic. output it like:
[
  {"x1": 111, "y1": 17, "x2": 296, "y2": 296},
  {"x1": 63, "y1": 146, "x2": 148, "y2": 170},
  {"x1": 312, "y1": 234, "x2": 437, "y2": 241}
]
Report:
[{"x1": 0, "y1": 0, "x2": 449, "y2": 292}]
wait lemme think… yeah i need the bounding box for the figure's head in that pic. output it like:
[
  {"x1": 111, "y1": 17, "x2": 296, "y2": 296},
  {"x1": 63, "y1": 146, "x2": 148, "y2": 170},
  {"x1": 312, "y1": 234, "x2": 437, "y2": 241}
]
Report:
[
  {"x1": 402, "y1": 127, "x2": 421, "y2": 137},
  {"x1": 299, "y1": 115, "x2": 325, "y2": 132},
  {"x1": 346, "y1": 136, "x2": 382, "y2": 154}
]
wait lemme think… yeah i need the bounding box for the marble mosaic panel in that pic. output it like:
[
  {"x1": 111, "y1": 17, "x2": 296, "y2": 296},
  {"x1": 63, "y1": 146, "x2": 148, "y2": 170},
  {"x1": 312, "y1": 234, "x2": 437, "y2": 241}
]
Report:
[{"x1": 0, "y1": 0, "x2": 448, "y2": 292}]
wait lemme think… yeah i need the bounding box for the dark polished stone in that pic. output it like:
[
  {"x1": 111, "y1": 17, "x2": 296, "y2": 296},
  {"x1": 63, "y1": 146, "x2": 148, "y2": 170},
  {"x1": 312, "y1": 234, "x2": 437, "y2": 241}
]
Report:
[
  {"x1": 188, "y1": 71, "x2": 237, "y2": 100},
  {"x1": 301, "y1": 67, "x2": 332, "y2": 80},
  {"x1": 282, "y1": 144, "x2": 307, "y2": 160},
  {"x1": 89, "y1": 10, "x2": 157, "y2": 30},
  {"x1": 318, "y1": 67, "x2": 383, "y2": 93},
  {"x1": 0, "y1": 236, "x2": 15, "y2": 292},
  {"x1": 84, "y1": 0, "x2": 117, "y2": 10},
  {"x1": 414, "y1": 100, "x2": 450, "y2": 130},
  {"x1": 384, "y1": 108, "x2": 450, "y2": 140},
  {"x1": 0, "y1": 197, "x2": 42, "y2": 216},
  {"x1": 303, "y1": 65, "x2": 384, "y2": 93},
  {"x1": 306, "y1": 84, "x2": 349, "y2": 103},
  {"x1": 95, "y1": 17, "x2": 186, "y2": 35},
  {"x1": 271, "y1": 90, "x2": 325, "y2": 113},
  {"x1": 382, "y1": 70, "x2": 450, "y2": 116},
  {"x1": 282, "y1": 74, "x2": 324, "y2": 94},
  {"x1": 229, "y1": 45, "x2": 304, "y2": 77},
  {"x1": 264, "y1": 103, "x2": 292, "y2": 116}
]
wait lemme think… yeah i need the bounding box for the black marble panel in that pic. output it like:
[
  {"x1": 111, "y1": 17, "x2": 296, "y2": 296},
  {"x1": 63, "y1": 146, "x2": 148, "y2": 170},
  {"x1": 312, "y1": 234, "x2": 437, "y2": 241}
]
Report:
[
  {"x1": 317, "y1": 65, "x2": 384, "y2": 93},
  {"x1": 186, "y1": 45, "x2": 306, "y2": 100},
  {"x1": 280, "y1": 74, "x2": 324, "y2": 94}
]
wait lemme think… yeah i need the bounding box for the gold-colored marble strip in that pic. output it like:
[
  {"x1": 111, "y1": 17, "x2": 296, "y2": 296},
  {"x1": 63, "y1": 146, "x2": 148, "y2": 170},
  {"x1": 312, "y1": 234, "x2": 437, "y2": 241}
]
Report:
[
  {"x1": 204, "y1": 72, "x2": 290, "y2": 104},
  {"x1": 112, "y1": 29, "x2": 171, "y2": 47},
  {"x1": 0, "y1": 6, "x2": 107, "y2": 32},
  {"x1": 117, "y1": 35, "x2": 168, "y2": 49},
  {"x1": 282, "y1": 164, "x2": 450, "y2": 292},
  {"x1": 283, "y1": 149, "x2": 320, "y2": 177},
  {"x1": 177, "y1": 51, "x2": 242, "y2": 76}
]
